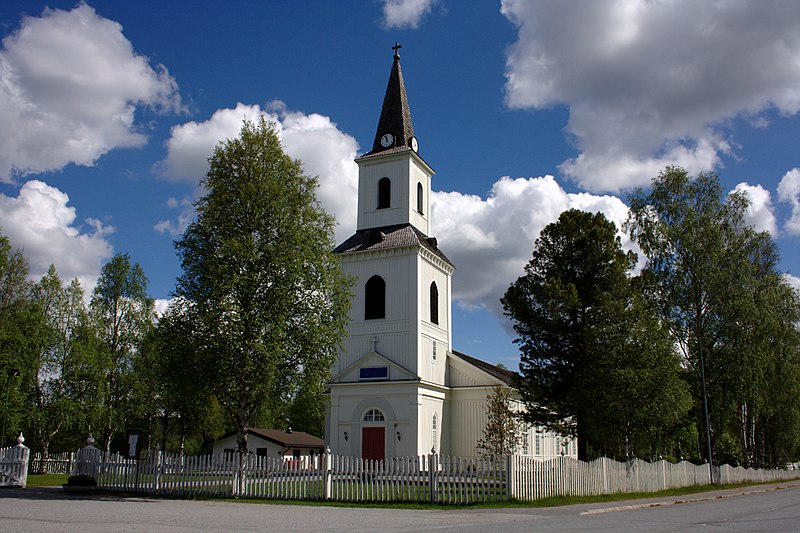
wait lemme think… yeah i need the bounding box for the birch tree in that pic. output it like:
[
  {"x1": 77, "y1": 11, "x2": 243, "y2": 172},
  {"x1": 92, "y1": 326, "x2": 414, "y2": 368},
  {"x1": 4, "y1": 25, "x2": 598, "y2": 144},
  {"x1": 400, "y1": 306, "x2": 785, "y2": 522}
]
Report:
[{"x1": 174, "y1": 117, "x2": 351, "y2": 457}]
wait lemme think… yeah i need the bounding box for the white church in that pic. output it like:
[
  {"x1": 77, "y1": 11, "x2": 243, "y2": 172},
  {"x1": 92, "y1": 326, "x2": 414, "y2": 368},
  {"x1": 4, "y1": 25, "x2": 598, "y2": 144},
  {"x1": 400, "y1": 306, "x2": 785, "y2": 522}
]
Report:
[{"x1": 325, "y1": 46, "x2": 576, "y2": 462}]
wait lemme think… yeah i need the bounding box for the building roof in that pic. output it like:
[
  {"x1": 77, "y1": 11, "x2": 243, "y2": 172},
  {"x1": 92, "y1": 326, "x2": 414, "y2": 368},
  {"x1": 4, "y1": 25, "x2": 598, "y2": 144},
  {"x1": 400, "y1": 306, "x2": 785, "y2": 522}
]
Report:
[
  {"x1": 359, "y1": 48, "x2": 416, "y2": 159},
  {"x1": 451, "y1": 350, "x2": 517, "y2": 386},
  {"x1": 217, "y1": 428, "x2": 325, "y2": 449},
  {"x1": 334, "y1": 223, "x2": 454, "y2": 268}
]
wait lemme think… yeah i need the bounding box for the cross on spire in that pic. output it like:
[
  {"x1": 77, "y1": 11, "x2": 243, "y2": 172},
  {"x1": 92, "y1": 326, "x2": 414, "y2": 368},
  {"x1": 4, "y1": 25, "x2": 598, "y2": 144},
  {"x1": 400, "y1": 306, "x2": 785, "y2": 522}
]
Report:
[{"x1": 392, "y1": 42, "x2": 402, "y2": 59}]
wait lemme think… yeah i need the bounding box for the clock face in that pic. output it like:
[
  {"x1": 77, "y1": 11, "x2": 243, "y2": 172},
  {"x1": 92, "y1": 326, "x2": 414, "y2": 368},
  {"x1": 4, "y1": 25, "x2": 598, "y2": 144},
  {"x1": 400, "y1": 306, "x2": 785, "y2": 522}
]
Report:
[
  {"x1": 410, "y1": 137, "x2": 419, "y2": 152},
  {"x1": 380, "y1": 133, "x2": 394, "y2": 148}
]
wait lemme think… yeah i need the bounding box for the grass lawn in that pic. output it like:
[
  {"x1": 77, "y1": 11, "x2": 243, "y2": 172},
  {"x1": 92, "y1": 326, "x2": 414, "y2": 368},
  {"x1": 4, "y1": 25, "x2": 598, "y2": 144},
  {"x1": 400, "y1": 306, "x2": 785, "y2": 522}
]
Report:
[
  {"x1": 210, "y1": 480, "x2": 794, "y2": 509},
  {"x1": 26, "y1": 473, "x2": 69, "y2": 487}
]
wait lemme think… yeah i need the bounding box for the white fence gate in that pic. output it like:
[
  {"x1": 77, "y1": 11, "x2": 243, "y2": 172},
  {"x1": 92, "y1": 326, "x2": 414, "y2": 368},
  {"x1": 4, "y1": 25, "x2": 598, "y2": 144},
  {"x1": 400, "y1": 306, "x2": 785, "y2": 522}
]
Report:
[
  {"x1": 0, "y1": 434, "x2": 30, "y2": 488},
  {"x1": 30, "y1": 451, "x2": 74, "y2": 474}
]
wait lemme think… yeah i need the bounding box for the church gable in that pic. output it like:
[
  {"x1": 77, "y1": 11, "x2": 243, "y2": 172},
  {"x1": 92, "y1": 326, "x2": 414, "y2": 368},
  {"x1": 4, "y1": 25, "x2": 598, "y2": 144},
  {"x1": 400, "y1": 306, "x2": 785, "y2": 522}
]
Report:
[{"x1": 330, "y1": 350, "x2": 418, "y2": 384}]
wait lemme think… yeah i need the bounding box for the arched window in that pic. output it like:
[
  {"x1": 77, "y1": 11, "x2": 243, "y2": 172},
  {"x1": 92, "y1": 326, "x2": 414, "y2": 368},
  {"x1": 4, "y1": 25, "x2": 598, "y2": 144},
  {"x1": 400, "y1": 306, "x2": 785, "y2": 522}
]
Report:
[
  {"x1": 417, "y1": 182, "x2": 424, "y2": 213},
  {"x1": 378, "y1": 178, "x2": 391, "y2": 209},
  {"x1": 363, "y1": 409, "x2": 385, "y2": 422},
  {"x1": 365, "y1": 275, "x2": 386, "y2": 320},
  {"x1": 432, "y1": 413, "x2": 438, "y2": 450},
  {"x1": 429, "y1": 281, "x2": 439, "y2": 324}
]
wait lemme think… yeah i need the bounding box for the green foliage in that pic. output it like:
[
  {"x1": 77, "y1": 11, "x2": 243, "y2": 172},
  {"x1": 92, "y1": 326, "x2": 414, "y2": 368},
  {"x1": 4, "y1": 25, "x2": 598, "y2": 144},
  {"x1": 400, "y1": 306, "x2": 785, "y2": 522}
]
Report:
[
  {"x1": 145, "y1": 298, "x2": 223, "y2": 452},
  {"x1": 627, "y1": 166, "x2": 800, "y2": 467},
  {"x1": 584, "y1": 293, "x2": 692, "y2": 460},
  {"x1": 503, "y1": 208, "x2": 691, "y2": 460},
  {"x1": 0, "y1": 232, "x2": 34, "y2": 445},
  {"x1": 174, "y1": 117, "x2": 352, "y2": 454},
  {"x1": 476, "y1": 385, "x2": 525, "y2": 458},
  {"x1": 90, "y1": 253, "x2": 154, "y2": 452},
  {"x1": 25, "y1": 266, "x2": 92, "y2": 468}
]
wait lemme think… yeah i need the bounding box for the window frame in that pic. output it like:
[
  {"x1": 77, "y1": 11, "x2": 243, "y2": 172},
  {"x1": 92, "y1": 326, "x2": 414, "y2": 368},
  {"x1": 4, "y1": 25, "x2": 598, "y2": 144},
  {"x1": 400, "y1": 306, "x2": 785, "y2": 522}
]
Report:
[{"x1": 378, "y1": 177, "x2": 391, "y2": 209}]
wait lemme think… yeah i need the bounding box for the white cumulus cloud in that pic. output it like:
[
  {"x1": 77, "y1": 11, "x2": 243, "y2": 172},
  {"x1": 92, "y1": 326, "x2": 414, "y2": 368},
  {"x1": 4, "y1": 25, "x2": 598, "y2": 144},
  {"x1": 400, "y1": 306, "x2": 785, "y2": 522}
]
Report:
[
  {"x1": 156, "y1": 102, "x2": 359, "y2": 241},
  {"x1": 382, "y1": 0, "x2": 437, "y2": 29},
  {"x1": 432, "y1": 175, "x2": 635, "y2": 313},
  {"x1": 732, "y1": 183, "x2": 777, "y2": 235},
  {"x1": 778, "y1": 168, "x2": 800, "y2": 236},
  {"x1": 0, "y1": 180, "x2": 114, "y2": 293},
  {"x1": 0, "y1": 4, "x2": 182, "y2": 182},
  {"x1": 501, "y1": 0, "x2": 800, "y2": 192},
  {"x1": 785, "y1": 274, "x2": 800, "y2": 295}
]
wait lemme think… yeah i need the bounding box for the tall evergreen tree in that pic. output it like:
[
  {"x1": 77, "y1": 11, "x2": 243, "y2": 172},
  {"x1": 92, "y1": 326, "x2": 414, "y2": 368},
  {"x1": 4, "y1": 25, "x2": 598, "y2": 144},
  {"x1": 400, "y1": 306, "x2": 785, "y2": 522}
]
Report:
[{"x1": 502, "y1": 209, "x2": 636, "y2": 459}]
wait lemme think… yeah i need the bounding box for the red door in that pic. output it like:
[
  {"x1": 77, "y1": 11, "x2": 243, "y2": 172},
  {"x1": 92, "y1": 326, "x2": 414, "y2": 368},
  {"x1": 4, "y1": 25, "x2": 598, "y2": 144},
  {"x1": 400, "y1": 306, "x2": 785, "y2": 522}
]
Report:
[{"x1": 362, "y1": 427, "x2": 385, "y2": 462}]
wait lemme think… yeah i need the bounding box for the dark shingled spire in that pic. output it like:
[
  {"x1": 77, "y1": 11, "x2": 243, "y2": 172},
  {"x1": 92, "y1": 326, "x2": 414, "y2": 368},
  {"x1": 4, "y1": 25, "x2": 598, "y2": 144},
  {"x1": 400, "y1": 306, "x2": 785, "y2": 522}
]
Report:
[{"x1": 365, "y1": 44, "x2": 415, "y2": 156}]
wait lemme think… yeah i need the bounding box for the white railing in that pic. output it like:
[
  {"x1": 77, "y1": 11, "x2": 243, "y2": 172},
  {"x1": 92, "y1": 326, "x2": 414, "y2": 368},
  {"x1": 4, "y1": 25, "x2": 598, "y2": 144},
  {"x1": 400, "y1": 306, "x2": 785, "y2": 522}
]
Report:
[
  {"x1": 0, "y1": 434, "x2": 30, "y2": 488},
  {"x1": 71, "y1": 447, "x2": 799, "y2": 503},
  {"x1": 30, "y1": 451, "x2": 74, "y2": 474}
]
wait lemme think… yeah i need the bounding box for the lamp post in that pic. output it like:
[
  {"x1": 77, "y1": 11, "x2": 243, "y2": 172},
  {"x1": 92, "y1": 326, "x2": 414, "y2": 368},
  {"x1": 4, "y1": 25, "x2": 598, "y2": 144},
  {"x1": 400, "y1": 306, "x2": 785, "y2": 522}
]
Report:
[{"x1": 2, "y1": 368, "x2": 20, "y2": 445}]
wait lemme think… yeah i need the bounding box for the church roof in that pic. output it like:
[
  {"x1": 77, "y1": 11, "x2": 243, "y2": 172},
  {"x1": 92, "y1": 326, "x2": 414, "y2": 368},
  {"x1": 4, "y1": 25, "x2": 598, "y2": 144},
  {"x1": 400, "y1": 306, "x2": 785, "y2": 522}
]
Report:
[
  {"x1": 359, "y1": 46, "x2": 416, "y2": 159},
  {"x1": 334, "y1": 223, "x2": 454, "y2": 268},
  {"x1": 451, "y1": 350, "x2": 517, "y2": 386},
  {"x1": 216, "y1": 428, "x2": 325, "y2": 449}
]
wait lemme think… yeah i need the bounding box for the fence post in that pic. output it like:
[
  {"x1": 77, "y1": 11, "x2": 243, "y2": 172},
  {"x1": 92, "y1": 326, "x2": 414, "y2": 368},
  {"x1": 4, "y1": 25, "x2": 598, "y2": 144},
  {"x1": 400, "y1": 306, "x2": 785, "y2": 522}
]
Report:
[
  {"x1": 506, "y1": 455, "x2": 515, "y2": 501},
  {"x1": 73, "y1": 434, "x2": 100, "y2": 481},
  {"x1": 323, "y1": 447, "x2": 332, "y2": 500},
  {"x1": 153, "y1": 450, "x2": 162, "y2": 496},
  {"x1": 12, "y1": 433, "x2": 29, "y2": 488},
  {"x1": 429, "y1": 450, "x2": 438, "y2": 504}
]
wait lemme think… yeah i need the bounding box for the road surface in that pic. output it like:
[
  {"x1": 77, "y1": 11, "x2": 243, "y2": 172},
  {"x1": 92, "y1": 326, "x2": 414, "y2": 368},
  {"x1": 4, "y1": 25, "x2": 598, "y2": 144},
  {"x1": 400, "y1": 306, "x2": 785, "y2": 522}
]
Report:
[{"x1": 1, "y1": 481, "x2": 798, "y2": 532}]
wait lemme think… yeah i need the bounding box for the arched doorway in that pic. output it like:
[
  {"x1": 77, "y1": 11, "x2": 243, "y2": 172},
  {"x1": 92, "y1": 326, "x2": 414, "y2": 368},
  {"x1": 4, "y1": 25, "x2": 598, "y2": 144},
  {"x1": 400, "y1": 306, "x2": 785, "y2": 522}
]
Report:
[{"x1": 361, "y1": 408, "x2": 385, "y2": 461}]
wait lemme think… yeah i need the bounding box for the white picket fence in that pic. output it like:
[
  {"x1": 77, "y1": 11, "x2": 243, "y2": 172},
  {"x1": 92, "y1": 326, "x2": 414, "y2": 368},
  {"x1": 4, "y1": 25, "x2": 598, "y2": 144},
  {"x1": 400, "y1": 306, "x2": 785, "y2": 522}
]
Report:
[
  {"x1": 66, "y1": 447, "x2": 799, "y2": 503},
  {"x1": 30, "y1": 451, "x2": 74, "y2": 474},
  {"x1": 508, "y1": 456, "x2": 799, "y2": 500},
  {"x1": 0, "y1": 435, "x2": 30, "y2": 488},
  {"x1": 91, "y1": 451, "x2": 509, "y2": 503}
]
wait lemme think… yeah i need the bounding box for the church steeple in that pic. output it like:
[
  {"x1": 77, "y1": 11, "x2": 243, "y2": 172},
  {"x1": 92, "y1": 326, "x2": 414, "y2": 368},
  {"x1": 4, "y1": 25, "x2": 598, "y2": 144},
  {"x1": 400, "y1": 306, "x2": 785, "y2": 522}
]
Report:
[
  {"x1": 365, "y1": 43, "x2": 417, "y2": 156},
  {"x1": 353, "y1": 45, "x2": 433, "y2": 235}
]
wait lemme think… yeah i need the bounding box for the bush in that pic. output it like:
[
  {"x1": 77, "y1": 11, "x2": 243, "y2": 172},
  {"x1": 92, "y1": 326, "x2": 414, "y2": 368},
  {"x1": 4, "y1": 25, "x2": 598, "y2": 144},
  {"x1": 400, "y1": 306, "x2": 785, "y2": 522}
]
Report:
[{"x1": 66, "y1": 474, "x2": 97, "y2": 487}]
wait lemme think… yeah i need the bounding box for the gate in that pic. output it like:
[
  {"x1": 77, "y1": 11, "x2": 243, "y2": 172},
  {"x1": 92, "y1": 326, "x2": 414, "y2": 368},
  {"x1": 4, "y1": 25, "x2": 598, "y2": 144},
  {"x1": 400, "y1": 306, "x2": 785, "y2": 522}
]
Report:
[{"x1": 0, "y1": 434, "x2": 30, "y2": 488}]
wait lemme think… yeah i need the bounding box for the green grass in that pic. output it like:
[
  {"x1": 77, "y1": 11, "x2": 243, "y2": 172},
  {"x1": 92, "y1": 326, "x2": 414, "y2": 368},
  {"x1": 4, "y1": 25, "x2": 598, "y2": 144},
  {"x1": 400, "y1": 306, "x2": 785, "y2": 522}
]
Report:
[
  {"x1": 198, "y1": 480, "x2": 795, "y2": 509},
  {"x1": 26, "y1": 473, "x2": 69, "y2": 487}
]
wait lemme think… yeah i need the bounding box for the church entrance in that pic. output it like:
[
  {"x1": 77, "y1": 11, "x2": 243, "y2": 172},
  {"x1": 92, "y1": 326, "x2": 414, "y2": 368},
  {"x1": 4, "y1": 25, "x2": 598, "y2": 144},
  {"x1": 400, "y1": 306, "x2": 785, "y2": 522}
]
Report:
[{"x1": 361, "y1": 427, "x2": 385, "y2": 462}]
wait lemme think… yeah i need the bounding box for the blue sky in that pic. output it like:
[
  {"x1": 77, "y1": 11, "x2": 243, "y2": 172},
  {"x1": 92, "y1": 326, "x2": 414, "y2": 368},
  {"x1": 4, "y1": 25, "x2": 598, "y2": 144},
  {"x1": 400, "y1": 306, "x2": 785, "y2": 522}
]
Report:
[{"x1": 1, "y1": 1, "x2": 800, "y2": 368}]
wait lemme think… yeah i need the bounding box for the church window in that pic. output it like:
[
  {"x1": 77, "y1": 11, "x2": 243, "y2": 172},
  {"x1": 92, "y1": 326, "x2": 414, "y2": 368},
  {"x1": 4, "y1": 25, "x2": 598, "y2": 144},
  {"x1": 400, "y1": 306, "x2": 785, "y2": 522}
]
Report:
[
  {"x1": 378, "y1": 178, "x2": 391, "y2": 209},
  {"x1": 432, "y1": 340, "x2": 437, "y2": 362},
  {"x1": 523, "y1": 432, "x2": 529, "y2": 455},
  {"x1": 417, "y1": 182, "x2": 424, "y2": 213},
  {"x1": 363, "y1": 408, "x2": 385, "y2": 422},
  {"x1": 365, "y1": 275, "x2": 386, "y2": 320},
  {"x1": 429, "y1": 282, "x2": 439, "y2": 324},
  {"x1": 535, "y1": 433, "x2": 541, "y2": 456},
  {"x1": 432, "y1": 413, "x2": 438, "y2": 450}
]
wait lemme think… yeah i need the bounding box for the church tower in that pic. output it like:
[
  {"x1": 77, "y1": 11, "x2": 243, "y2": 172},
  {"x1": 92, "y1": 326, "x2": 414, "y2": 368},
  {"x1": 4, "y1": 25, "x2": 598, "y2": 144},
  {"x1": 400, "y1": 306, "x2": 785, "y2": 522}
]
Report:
[{"x1": 326, "y1": 45, "x2": 455, "y2": 460}]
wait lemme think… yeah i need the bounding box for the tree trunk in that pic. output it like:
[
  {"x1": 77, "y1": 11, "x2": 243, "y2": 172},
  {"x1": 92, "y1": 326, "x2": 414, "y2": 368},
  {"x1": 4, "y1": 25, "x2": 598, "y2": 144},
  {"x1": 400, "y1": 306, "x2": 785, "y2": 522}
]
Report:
[
  {"x1": 39, "y1": 441, "x2": 50, "y2": 474},
  {"x1": 161, "y1": 411, "x2": 169, "y2": 452}
]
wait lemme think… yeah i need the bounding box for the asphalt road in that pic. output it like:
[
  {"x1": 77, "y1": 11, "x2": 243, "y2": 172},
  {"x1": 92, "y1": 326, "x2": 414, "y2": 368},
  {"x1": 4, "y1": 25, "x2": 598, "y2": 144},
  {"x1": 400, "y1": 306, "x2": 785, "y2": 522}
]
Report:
[{"x1": 1, "y1": 482, "x2": 798, "y2": 532}]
